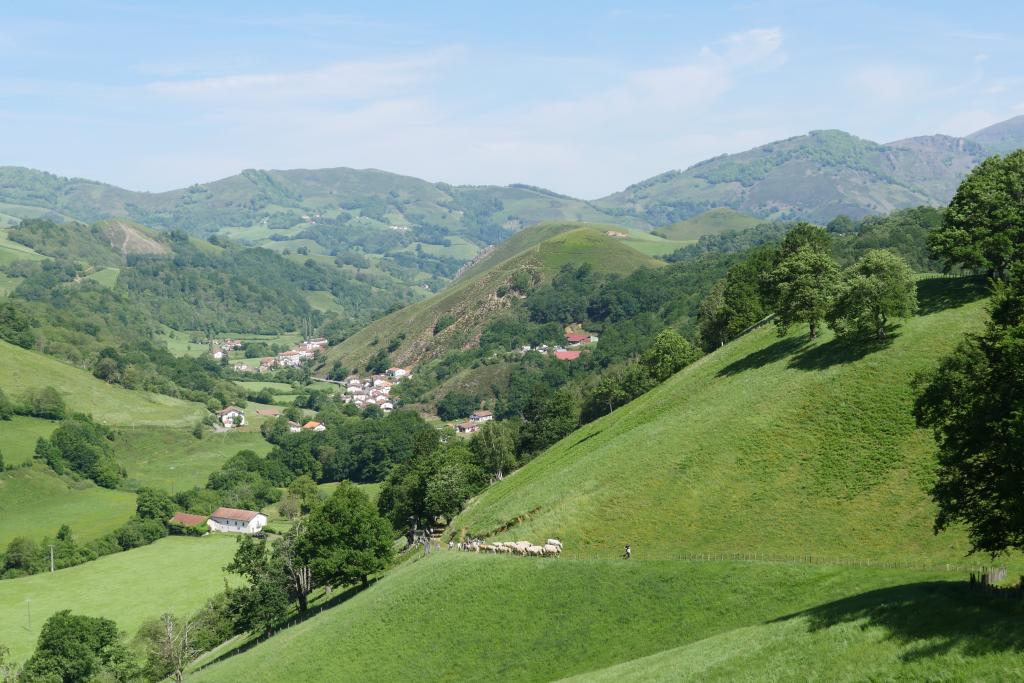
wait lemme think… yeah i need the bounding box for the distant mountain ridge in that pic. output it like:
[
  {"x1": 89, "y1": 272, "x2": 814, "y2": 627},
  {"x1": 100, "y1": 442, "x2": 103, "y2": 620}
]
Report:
[{"x1": 0, "y1": 116, "x2": 1021, "y2": 238}]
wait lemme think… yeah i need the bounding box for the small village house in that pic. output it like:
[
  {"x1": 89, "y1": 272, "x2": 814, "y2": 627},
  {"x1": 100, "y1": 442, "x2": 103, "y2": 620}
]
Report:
[
  {"x1": 470, "y1": 410, "x2": 493, "y2": 423},
  {"x1": 216, "y1": 406, "x2": 246, "y2": 428},
  {"x1": 554, "y1": 350, "x2": 581, "y2": 361},
  {"x1": 303, "y1": 420, "x2": 326, "y2": 432},
  {"x1": 386, "y1": 367, "x2": 408, "y2": 379},
  {"x1": 288, "y1": 420, "x2": 302, "y2": 433},
  {"x1": 456, "y1": 422, "x2": 479, "y2": 434},
  {"x1": 207, "y1": 507, "x2": 267, "y2": 534}
]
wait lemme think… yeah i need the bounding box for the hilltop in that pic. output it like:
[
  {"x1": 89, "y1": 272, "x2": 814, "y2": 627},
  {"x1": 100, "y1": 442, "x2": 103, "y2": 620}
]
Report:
[
  {"x1": 191, "y1": 277, "x2": 1024, "y2": 683},
  {"x1": 323, "y1": 223, "x2": 662, "y2": 369},
  {"x1": 966, "y1": 115, "x2": 1024, "y2": 154},
  {"x1": 653, "y1": 207, "x2": 762, "y2": 241}
]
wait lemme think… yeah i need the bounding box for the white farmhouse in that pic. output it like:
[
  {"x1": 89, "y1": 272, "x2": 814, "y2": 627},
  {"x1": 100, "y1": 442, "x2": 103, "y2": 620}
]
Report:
[
  {"x1": 207, "y1": 507, "x2": 267, "y2": 534},
  {"x1": 216, "y1": 406, "x2": 246, "y2": 428}
]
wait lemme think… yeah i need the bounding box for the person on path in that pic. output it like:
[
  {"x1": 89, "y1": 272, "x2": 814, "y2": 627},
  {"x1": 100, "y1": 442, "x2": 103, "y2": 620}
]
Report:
[{"x1": 623, "y1": 544, "x2": 631, "y2": 560}]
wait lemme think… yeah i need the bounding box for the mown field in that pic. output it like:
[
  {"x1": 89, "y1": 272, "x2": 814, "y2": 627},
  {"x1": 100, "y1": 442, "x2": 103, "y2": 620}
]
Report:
[
  {"x1": 114, "y1": 426, "x2": 273, "y2": 491},
  {"x1": 0, "y1": 415, "x2": 58, "y2": 465},
  {"x1": 454, "y1": 277, "x2": 1000, "y2": 566},
  {"x1": 0, "y1": 534, "x2": 239, "y2": 662},
  {"x1": 0, "y1": 340, "x2": 206, "y2": 427},
  {"x1": 191, "y1": 553, "x2": 1024, "y2": 682},
  {"x1": 0, "y1": 464, "x2": 137, "y2": 547}
]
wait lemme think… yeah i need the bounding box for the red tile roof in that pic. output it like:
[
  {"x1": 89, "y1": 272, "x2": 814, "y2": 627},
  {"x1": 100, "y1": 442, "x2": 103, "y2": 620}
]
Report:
[
  {"x1": 565, "y1": 333, "x2": 590, "y2": 343},
  {"x1": 169, "y1": 512, "x2": 208, "y2": 527},
  {"x1": 554, "y1": 350, "x2": 581, "y2": 360},
  {"x1": 303, "y1": 421, "x2": 322, "y2": 429},
  {"x1": 210, "y1": 507, "x2": 260, "y2": 522},
  {"x1": 472, "y1": 410, "x2": 492, "y2": 417}
]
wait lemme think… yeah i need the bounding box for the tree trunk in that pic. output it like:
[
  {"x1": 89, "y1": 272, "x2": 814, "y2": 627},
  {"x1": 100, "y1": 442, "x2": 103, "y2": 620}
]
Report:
[
  {"x1": 298, "y1": 591, "x2": 308, "y2": 612},
  {"x1": 361, "y1": 574, "x2": 369, "y2": 587},
  {"x1": 809, "y1": 320, "x2": 818, "y2": 340}
]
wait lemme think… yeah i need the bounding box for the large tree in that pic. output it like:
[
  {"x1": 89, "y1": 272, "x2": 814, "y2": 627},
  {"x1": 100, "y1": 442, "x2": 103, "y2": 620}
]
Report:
[
  {"x1": 225, "y1": 536, "x2": 291, "y2": 634},
  {"x1": 929, "y1": 150, "x2": 1024, "y2": 280},
  {"x1": 914, "y1": 274, "x2": 1024, "y2": 554},
  {"x1": 640, "y1": 329, "x2": 700, "y2": 383},
  {"x1": 21, "y1": 610, "x2": 135, "y2": 682},
  {"x1": 296, "y1": 482, "x2": 394, "y2": 588},
  {"x1": 766, "y1": 246, "x2": 841, "y2": 340},
  {"x1": 469, "y1": 420, "x2": 517, "y2": 480},
  {"x1": 828, "y1": 250, "x2": 918, "y2": 340}
]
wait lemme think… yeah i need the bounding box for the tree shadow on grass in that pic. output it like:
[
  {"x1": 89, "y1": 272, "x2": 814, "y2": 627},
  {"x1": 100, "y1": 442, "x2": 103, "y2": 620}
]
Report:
[
  {"x1": 716, "y1": 336, "x2": 807, "y2": 377},
  {"x1": 787, "y1": 333, "x2": 897, "y2": 371},
  {"x1": 774, "y1": 581, "x2": 1024, "y2": 662},
  {"x1": 915, "y1": 276, "x2": 989, "y2": 316},
  {"x1": 197, "y1": 579, "x2": 376, "y2": 670}
]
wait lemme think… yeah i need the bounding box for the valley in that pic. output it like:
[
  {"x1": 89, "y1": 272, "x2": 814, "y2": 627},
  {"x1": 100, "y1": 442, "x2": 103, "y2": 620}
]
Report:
[{"x1": 1, "y1": 110, "x2": 1023, "y2": 682}]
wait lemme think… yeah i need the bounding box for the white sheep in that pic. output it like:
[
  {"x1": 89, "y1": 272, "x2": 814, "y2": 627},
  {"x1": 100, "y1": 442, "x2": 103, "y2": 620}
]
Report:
[
  {"x1": 542, "y1": 543, "x2": 561, "y2": 556},
  {"x1": 545, "y1": 539, "x2": 562, "y2": 549}
]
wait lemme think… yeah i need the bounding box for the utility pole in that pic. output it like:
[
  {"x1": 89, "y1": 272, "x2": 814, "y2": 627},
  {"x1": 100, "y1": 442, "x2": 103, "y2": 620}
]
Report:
[{"x1": 49, "y1": 544, "x2": 54, "y2": 573}]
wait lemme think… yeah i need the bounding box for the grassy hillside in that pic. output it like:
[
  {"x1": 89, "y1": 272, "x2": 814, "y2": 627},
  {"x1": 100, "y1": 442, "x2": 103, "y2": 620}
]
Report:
[
  {"x1": 0, "y1": 340, "x2": 206, "y2": 426},
  {"x1": 186, "y1": 276, "x2": 1024, "y2": 683},
  {"x1": 566, "y1": 577, "x2": 1024, "y2": 681},
  {"x1": 0, "y1": 416, "x2": 57, "y2": 465},
  {"x1": 325, "y1": 223, "x2": 662, "y2": 369},
  {"x1": 114, "y1": 427, "x2": 273, "y2": 491},
  {"x1": 191, "y1": 553, "x2": 1021, "y2": 683},
  {"x1": 453, "y1": 277, "x2": 993, "y2": 565},
  {"x1": 655, "y1": 207, "x2": 762, "y2": 241},
  {"x1": 0, "y1": 534, "x2": 238, "y2": 662},
  {"x1": 0, "y1": 463, "x2": 136, "y2": 547}
]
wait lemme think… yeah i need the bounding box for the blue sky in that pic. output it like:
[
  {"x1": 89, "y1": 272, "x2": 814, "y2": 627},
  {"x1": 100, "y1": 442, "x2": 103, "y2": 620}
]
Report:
[{"x1": 1, "y1": 1, "x2": 1022, "y2": 198}]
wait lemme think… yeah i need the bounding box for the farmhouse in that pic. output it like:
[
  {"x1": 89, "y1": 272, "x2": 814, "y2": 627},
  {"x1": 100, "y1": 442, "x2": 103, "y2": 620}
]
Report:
[
  {"x1": 216, "y1": 406, "x2": 246, "y2": 428},
  {"x1": 470, "y1": 410, "x2": 493, "y2": 423},
  {"x1": 169, "y1": 512, "x2": 207, "y2": 528},
  {"x1": 288, "y1": 420, "x2": 302, "y2": 432},
  {"x1": 208, "y1": 507, "x2": 267, "y2": 534},
  {"x1": 554, "y1": 350, "x2": 581, "y2": 361},
  {"x1": 303, "y1": 420, "x2": 326, "y2": 432},
  {"x1": 456, "y1": 422, "x2": 479, "y2": 434},
  {"x1": 386, "y1": 367, "x2": 408, "y2": 379}
]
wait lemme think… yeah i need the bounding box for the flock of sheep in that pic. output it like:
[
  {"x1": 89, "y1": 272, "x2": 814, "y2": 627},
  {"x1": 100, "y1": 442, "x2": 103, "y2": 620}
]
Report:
[{"x1": 458, "y1": 538, "x2": 563, "y2": 557}]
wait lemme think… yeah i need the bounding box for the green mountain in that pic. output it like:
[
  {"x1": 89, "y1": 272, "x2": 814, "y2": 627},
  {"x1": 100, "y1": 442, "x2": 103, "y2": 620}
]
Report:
[
  {"x1": 595, "y1": 129, "x2": 988, "y2": 225},
  {"x1": 323, "y1": 222, "x2": 663, "y2": 370},
  {"x1": 654, "y1": 207, "x2": 762, "y2": 241},
  {"x1": 0, "y1": 166, "x2": 647, "y2": 241},
  {"x1": 966, "y1": 114, "x2": 1024, "y2": 154},
  {"x1": 191, "y1": 277, "x2": 1024, "y2": 682}
]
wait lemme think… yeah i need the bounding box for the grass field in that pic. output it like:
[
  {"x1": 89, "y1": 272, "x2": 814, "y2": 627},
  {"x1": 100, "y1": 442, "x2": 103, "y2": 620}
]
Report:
[
  {"x1": 237, "y1": 381, "x2": 295, "y2": 393},
  {"x1": 114, "y1": 426, "x2": 273, "y2": 491},
  {"x1": 0, "y1": 534, "x2": 239, "y2": 662},
  {"x1": 191, "y1": 553, "x2": 1023, "y2": 682},
  {"x1": 0, "y1": 416, "x2": 57, "y2": 465},
  {"x1": 654, "y1": 207, "x2": 763, "y2": 241},
  {"x1": 612, "y1": 227, "x2": 694, "y2": 257},
  {"x1": 453, "y1": 277, "x2": 1002, "y2": 566},
  {"x1": 303, "y1": 290, "x2": 348, "y2": 316},
  {"x1": 0, "y1": 463, "x2": 137, "y2": 548},
  {"x1": 84, "y1": 266, "x2": 120, "y2": 287},
  {"x1": 0, "y1": 340, "x2": 206, "y2": 426}
]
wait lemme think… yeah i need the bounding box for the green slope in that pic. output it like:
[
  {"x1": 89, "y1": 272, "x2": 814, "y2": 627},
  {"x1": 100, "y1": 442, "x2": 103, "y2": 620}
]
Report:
[
  {"x1": 188, "y1": 277, "x2": 1023, "y2": 682},
  {"x1": 0, "y1": 534, "x2": 238, "y2": 662},
  {"x1": 325, "y1": 223, "x2": 662, "y2": 369},
  {"x1": 192, "y1": 554, "x2": 1020, "y2": 683},
  {"x1": 0, "y1": 463, "x2": 136, "y2": 548},
  {"x1": 0, "y1": 340, "x2": 206, "y2": 427},
  {"x1": 655, "y1": 207, "x2": 762, "y2": 241},
  {"x1": 453, "y1": 277, "x2": 993, "y2": 565}
]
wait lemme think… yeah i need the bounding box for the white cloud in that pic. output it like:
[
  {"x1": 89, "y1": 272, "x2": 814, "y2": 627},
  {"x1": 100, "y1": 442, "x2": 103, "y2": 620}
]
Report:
[{"x1": 145, "y1": 49, "x2": 457, "y2": 102}]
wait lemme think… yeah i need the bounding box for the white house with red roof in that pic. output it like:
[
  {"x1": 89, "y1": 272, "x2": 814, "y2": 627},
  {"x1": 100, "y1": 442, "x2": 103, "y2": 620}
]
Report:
[
  {"x1": 216, "y1": 406, "x2": 246, "y2": 428},
  {"x1": 207, "y1": 507, "x2": 267, "y2": 534},
  {"x1": 470, "y1": 410, "x2": 493, "y2": 423}
]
